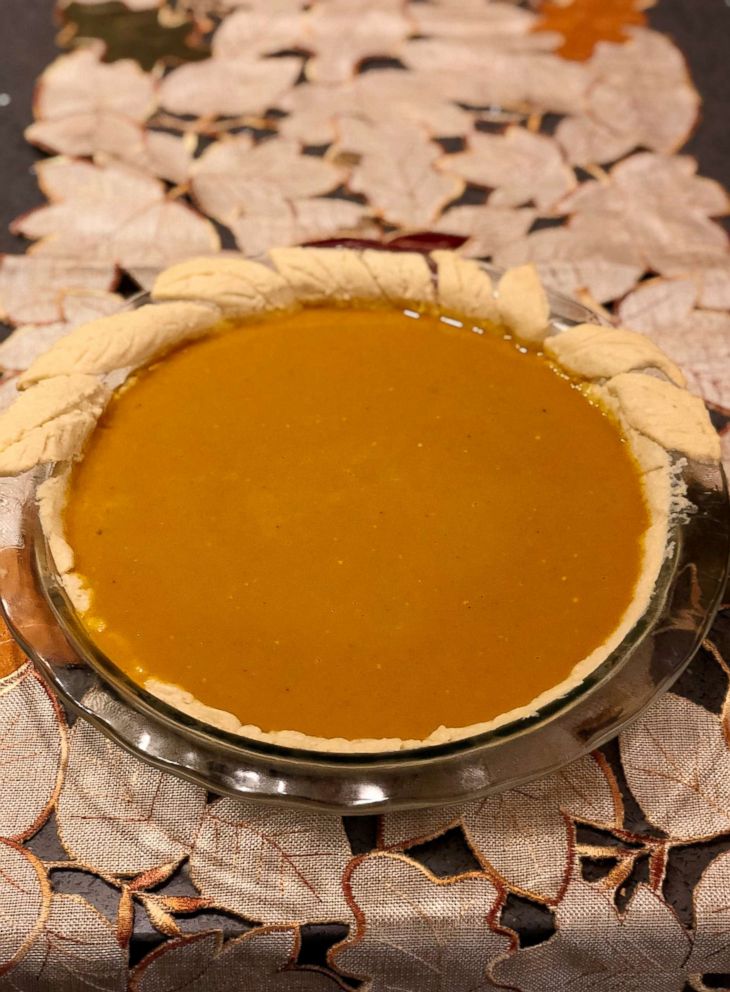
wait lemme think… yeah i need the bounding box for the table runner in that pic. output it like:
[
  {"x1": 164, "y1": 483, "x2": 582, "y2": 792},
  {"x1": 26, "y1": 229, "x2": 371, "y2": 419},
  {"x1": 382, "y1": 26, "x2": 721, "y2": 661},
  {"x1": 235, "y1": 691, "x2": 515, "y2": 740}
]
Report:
[{"x1": 0, "y1": 0, "x2": 729, "y2": 988}]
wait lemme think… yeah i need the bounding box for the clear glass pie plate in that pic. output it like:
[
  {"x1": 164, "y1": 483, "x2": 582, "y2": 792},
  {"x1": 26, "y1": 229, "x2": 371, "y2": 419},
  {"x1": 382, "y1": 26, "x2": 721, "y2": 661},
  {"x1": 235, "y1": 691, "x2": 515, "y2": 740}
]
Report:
[{"x1": 0, "y1": 254, "x2": 727, "y2": 813}]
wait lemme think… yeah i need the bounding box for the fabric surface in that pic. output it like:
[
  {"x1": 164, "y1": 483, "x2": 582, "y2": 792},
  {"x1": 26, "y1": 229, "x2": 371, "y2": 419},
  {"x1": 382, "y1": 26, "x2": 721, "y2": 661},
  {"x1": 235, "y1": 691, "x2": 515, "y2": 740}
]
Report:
[{"x1": 0, "y1": 0, "x2": 729, "y2": 989}]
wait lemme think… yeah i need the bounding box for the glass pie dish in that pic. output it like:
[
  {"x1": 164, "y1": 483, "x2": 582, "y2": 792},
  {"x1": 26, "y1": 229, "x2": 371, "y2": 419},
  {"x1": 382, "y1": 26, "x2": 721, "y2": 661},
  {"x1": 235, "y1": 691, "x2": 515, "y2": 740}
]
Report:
[{"x1": 0, "y1": 258, "x2": 727, "y2": 813}]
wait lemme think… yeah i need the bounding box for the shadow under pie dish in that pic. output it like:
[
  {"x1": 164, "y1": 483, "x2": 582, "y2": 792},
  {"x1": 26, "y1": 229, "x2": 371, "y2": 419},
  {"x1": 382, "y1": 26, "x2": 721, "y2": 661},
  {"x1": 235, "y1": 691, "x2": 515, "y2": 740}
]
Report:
[{"x1": 0, "y1": 247, "x2": 726, "y2": 811}]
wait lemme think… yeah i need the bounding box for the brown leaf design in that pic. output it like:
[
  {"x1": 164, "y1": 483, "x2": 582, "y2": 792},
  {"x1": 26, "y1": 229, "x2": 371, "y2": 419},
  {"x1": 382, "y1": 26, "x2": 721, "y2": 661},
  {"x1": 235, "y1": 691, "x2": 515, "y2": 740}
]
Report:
[
  {"x1": 0, "y1": 663, "x2": 66, "y2": 842},
  {"x1": 131, "y1": 926, "x2": 343, "y2": 991},
  {"x1": 116, "y1": 887, "x2": 135, "y2": 950},
  {"x1": 533, "y1": 0, "x2": 647, "y2": 62},
  {"x1": 381, "y1": 753, "x2": 622, "y2": 902},
  {"x1": 14, "y1": 158, "x2": 219, "y2": 273},
  {"x1": 0, "y1": 256, "x2": 116, "y2": 327},
  {"x1": 330, "y1": 851, "x2": 512, "y2": 991},
  {"x1": 439, "y1": 126, "x2": 576, "y2": 212},
  {"x1": 188, "y1": 798, "x2": 353, "y2": 924},
  {"x1": 159, "y1": 56, "x2": 302, "y2": 118},
  {"x1": 492, "y1": 877, "x2": 690, "y2": 991},
  {"x1": 140, "y1": 895, "x2": 182, "y2": 938},
  {"x1": 0, "y1": 839, "x2": 50, "y2": 979},
  {"x1": 1, "y1": 893, "x2": 127, "y2": 991},
  {"x1": 620, "y1": 692, "x2": 730, "y2": 841},
  {"x1": 56, "y1": 690, "x2": 207, "y2": 875},
  {"x1": 337, "y1": 119, "x2": 463, "y2": 228},
  {"x1": 190, "y1": 134, "x2": 346, "y2": 227}
]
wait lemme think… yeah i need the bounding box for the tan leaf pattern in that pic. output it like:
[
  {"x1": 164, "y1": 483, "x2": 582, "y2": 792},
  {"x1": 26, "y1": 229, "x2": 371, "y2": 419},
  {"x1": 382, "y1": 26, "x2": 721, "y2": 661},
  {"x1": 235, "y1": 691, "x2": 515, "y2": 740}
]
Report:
[
  {"x1": 189, "y1": 799, "x2": 353, "y2": 924},
  {"x1": 330, "y1": 851, "x2": 512, "y2": 991},
  {"x1": 381, "y1": 753, "x2": 622, "y2": 902},
  {"x1": 493, "y1": 878, "x2": 691, "y2": 991},
  {"x1": 0, "y1": 664, "x2": 66, "y2": 841},
  {"x1": 56, "y1": 690, "x2": 207, "y2": 875},
  {"x1": 686, "y1": 850, "x2": 730, "y2": 977},
  {"x1": 0, "y1": 840, "x2": 50, "y2": 979},
  {"x1": 0, "y1": 894, "x2": 127, "y2": 992},
  {"x1": 620, "y1": 692, "x2": 730, "y2": 841},
  {"x1": 131, "y1": 926, "x2": 343, "y2": 991}
]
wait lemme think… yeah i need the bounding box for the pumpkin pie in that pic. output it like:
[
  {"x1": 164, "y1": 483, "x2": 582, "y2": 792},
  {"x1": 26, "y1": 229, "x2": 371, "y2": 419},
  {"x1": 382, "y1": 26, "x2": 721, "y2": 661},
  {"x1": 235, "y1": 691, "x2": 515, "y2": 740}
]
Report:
[{"x1": 0, "y1": 249, "x2": 720, "y2": 751}]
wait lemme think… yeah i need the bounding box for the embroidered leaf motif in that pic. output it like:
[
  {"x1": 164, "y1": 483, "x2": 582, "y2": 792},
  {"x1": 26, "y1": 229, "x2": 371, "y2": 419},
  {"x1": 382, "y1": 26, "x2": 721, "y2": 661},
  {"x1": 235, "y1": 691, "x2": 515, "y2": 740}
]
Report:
[
  {"x1": 56, "y1": 688, "x2": 207, "y2": 875},
  {"x1": 189, "y1": 798, "x2": 353, "y2": 924},
  {"x1": 686, "y1": 850, "x2": 730, "y2": 978},
  {"x1": 556, "y1": 31, "x2": 699, "y2": 164},
  {"x1": 190, "y1": 134, "x2": 346, "y2": 227},
  {"x1": 618, "y1": 280, "x2": 730, "y2": 409},
  {"x1": 330, "y1": 851, "x2": 512, "y2": 991},
  {"x1": 493, "y1": 878, "x2": 690, "y2": 991},
  {"x1": 493, "y1": 226, "x2": 643, "y2": 302},
  {"x1": 562, "y1": 153, "x2": 729, "y2": 278},
  {"x1": 32, "y1": 45, "x2": 156, "y2": 124},
  {"x1": 231, "y1": 198, "x2": 375, "y2": 257},
  {"x1": 0, "y1": 663, "x2": 66, "y2": 841},
  {"x1": 159, "y1": 56, "x2": 302, "y2": 118},
  {"x1": 131, "y1": 927, "x2": 343, "y2": 992},
  {"x1": 382, "y1": 754, "x2": 621, "y2": 902},
  {"x1": 439, "y1": 127, "x2": 576, "y2": 212},
  {"x1": 12, "y1": 159, "x2": 219, "y2": 274},
  {"x1": 533, "y1": 0, "x2": 648, "y2": 62},
  {"x1": 620, "y1": 692, "x2": 730, "y2": 841},
  {"x1": 434, "y1": 204, "x2": 536, "y2": 259},
  {"x1": 0, "y1": 256, "x2": 117, "y2": 326},
  {"x1": 0, "y1": 894, "x2": 127, "y2": 992},
  {"x1": 0, "y1": 839, "x2": 50, "y2": 979},
  {"x1": 337, "y1": 119, "x2": 463, "y2": 228}
]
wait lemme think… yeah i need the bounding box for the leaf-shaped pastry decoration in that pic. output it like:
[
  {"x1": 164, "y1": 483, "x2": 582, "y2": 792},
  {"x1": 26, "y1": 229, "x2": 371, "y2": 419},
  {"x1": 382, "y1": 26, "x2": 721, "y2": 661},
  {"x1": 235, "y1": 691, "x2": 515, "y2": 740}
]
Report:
[
  {"x1": 131, "y1": 926, "x2": 343, "y2": 992},
  {"x1": 188, "y1": 798, "x2": 353, "y2": 924},
  {"x1": 686, "y1": 850, "x2": 730, "y2": 979},
  {"x1": 439, "y1": 127, "x2": 576, "y2": 212},
  {"x1": 12, "y1": 158, "x2": 219, "y2": 274},
  {"x1": 56, "y1": 691, "x2": 207, "y2": 875},
  {"x1": 0, "y1": 663, "x2": 66, "y2": 841},
  {"x1": 492, "y1": 877, "x2": 690, "y2": 991},
  {"x1": 382, "y1": 753, "x2": 621, "y2": 902},
  {"x1": 556, "y1": 30, "x2": 699, "y2": 164},
  {"x1": 562, "y1": 153, "x2": 729, "y2": 279},
  {"x1": 533, "y1": 0, "x2": 648, "y2": 62},
  {"x1": 434, "y1": 204, "x2": 536, "y2": 259},
  {"x1": 493, "y1": 226, "x2": 644, "y2": 303},
  {"x1": 337, "y1": 119, "x2": 463, "y2": 229},
  {"x1": 329, "y1": 851, "x2": 512, "y2": 991},
  {"x1": 620, "y1": 692, "x2": 730, "y2": 841},
  {"x1": 159, "y1": 56, "x2": 302, "y2": 118},
  {"x1": 190, "y1": 135, "x2": 346, "y2": 228},
  {"x1": 0, "y1": 839, "x2": 50, "y2": 979},
  {"x1": 0, "y1": 894, "x2": 127, "y2": 992},
  {"x1": 0, "y1": 256, "x2": 117, "y2": 327}
]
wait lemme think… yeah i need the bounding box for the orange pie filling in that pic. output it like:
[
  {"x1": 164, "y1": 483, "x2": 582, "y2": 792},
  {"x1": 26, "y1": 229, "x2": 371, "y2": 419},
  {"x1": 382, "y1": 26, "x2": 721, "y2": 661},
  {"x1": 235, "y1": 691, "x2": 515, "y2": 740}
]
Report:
[{"x1": 61, "y1": 306, "x2": 652, "y2": 744}]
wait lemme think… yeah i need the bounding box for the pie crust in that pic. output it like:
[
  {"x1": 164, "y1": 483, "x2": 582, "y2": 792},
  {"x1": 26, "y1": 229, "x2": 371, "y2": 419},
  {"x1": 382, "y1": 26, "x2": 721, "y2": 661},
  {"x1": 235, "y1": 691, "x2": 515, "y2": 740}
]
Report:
[{"x1": 0, "y1": 248, "x2": 720, "y2": 752}]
